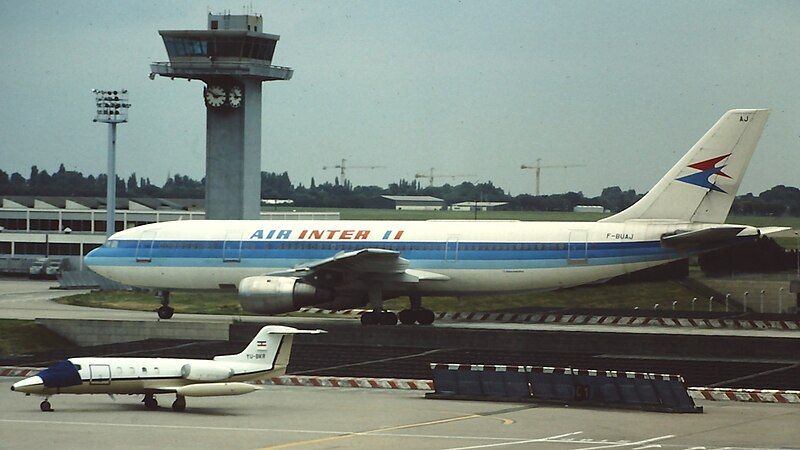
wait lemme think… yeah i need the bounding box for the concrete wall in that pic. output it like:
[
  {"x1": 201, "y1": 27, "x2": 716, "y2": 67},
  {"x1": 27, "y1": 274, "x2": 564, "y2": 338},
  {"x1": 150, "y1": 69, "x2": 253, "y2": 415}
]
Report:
[{"x1": 37, "y1": 318, "x2": 229, "y2": 346}]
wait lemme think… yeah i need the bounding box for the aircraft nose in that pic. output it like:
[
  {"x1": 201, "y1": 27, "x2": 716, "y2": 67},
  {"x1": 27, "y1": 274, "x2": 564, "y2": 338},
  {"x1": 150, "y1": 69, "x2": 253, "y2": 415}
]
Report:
[{"x1": 12, "y1": 376, "x2": 44, "y2": 393}]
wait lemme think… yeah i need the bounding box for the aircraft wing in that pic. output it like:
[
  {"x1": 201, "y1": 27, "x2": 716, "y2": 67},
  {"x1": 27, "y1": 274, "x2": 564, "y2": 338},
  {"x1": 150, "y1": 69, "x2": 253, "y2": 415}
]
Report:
[
  {"x1": 758, "y1": 226, "x2": 794, "y2": 237},
  {"x1": 268, "y1": 248, "x2": 449, "y2": 283},
  {"x1": 660, "y1": 226, "x2": 750, "y2": 250}
]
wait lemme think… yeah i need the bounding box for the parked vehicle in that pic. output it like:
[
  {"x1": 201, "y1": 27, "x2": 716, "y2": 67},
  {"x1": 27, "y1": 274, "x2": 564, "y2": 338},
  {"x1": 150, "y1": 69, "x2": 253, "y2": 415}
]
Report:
[{"x1": 28, "y1": 258, "x2": 48, "y2": 279}]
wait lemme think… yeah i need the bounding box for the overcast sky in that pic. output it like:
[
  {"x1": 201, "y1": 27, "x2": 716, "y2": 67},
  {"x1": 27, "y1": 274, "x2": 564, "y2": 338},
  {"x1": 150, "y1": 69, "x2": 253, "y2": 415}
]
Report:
[{"x1": 1, "y1": 0, "x2": 798, "y2": 196}]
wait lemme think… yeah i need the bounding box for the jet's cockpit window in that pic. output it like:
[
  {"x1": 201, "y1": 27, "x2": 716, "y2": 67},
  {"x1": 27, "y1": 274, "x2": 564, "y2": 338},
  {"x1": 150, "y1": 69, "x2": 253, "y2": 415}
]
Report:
[
  {"x1": 74, "y1": 364, "x2": 81, "y2": 370},
  {"x1": 105, "y1": 240, "x2": 119, "y2": 248}
]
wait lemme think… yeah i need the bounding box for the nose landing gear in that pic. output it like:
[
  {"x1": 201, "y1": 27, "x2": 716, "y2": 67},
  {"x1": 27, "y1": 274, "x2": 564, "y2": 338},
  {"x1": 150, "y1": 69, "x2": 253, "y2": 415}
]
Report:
[{"x1": 40, "y1": 399, "x2": 53, "y2": 412}]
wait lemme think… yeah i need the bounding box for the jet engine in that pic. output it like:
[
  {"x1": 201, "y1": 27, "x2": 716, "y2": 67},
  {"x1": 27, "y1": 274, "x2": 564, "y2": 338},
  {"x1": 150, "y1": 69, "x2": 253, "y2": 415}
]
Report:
[
  {"x1": 238, "y1": 276, "x2": 333, "y2": 314},
  {"x1": 180, "y1": 362, "x2": 235, "y2": 382}
]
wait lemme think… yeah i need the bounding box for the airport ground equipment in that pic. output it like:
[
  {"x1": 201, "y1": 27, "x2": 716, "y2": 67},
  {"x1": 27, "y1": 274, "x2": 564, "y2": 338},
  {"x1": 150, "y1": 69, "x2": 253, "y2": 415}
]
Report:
[
  {"x1": 150, "y1": 13, "x2": 292, "y2": 220},
  {"x1": 427, "y1": 363, "x2": 702, "y2": 413}
]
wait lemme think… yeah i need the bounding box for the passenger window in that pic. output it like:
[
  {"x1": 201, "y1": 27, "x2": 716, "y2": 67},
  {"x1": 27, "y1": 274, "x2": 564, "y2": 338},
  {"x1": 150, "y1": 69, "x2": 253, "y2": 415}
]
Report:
[{"x1": 141, "y1": 367, "x2": 147, "y2": 373}]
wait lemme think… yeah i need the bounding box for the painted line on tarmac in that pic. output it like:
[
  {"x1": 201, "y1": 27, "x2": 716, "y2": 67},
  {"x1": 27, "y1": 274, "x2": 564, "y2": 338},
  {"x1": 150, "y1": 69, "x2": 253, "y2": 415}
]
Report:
[
  {"x1": 443, "y1": 431, "x2": 585, "y2": 450},
  {"x1": 0, "y1": 418, "x2": 527, "y2": 444}
]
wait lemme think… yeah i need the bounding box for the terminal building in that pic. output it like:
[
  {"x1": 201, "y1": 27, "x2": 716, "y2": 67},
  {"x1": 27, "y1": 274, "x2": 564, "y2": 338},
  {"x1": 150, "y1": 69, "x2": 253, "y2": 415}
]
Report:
[{"x1": 0, "y1": 195, "x2": 337, "y2": 265}]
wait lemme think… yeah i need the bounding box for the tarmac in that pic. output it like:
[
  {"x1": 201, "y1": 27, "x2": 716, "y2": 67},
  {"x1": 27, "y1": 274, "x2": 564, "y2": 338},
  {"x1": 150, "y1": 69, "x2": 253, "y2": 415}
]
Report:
[{"x1": 1, "y1": 378, "x2": 799, "y2": 450}]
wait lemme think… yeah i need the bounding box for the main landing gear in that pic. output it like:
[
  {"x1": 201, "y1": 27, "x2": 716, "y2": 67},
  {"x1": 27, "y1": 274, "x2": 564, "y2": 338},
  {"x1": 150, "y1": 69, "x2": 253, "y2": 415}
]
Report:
[
  {"x1": 143, "y1": 393, "x2": 187, "y2": 412},
  {"x1": 359, "y1": 293, "x2": 435, "y2": 326},
  {"x1": 143, "y1": 393, "x2": 158, "y2": 409},
  {"x1": 40, "y1": 398, "x2": 53, "y2": 412},
  {"x1": 156, "y1": 290, "x2": 174, "y2": 319}
]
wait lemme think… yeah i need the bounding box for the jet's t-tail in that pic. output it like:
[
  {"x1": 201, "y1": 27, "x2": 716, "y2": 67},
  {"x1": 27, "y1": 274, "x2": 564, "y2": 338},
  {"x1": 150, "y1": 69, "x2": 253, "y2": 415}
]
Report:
[{"x1": 602, "y1": 109, "x2": 769, "y2": 224}]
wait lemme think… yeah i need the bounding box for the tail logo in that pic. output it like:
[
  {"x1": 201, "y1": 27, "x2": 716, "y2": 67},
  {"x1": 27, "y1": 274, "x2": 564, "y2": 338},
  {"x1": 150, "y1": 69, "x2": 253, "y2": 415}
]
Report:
[
  {"x1": 676, "y1": 153, "x2": 731, "y2": 193},
  {"x1": 256, "y1": 340, "x2": 267, "y2": 351}
]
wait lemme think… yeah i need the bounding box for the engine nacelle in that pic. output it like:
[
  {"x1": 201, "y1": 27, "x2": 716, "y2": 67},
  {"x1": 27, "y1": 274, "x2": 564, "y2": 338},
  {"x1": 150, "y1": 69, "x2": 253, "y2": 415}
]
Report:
[
  {"x1": 238, "y1": 276, "x2": 333, "y2": 314},
  {"x1": 180, "y1": 361, "x2": 235, "y2": 382}
]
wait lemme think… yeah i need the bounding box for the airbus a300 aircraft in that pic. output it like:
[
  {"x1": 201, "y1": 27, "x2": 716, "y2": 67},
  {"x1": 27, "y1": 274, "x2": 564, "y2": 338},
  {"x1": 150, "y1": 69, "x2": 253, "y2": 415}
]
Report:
[
  {"x1": 11, "y1": 325, "x2": 323, "y2": 411},
  {"x1": 86, "y1": 109, "x2": 784, "y2": 325}
]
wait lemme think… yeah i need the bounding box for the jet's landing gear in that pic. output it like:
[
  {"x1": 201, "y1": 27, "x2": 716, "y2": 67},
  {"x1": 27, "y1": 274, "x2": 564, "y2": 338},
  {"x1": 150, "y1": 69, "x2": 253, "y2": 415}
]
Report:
[
  {"x1": 172, "y1": 395, "x2": 186, "y2": 412},
  {"x1": 360, "y1": 287, "x2": 398, "y2": 326},
  {"x1": 40, "y1": 398, "x2": 53, "y2": 412},
  {"x1": 398, "y1": 295, "x2": 435, "y2": 325},
  {"x1": 156, "y1": 290, "x2": 174, "y2": 320},
  {"x1": 143, "y1": 393, "x2": 158, "y2": 410}
]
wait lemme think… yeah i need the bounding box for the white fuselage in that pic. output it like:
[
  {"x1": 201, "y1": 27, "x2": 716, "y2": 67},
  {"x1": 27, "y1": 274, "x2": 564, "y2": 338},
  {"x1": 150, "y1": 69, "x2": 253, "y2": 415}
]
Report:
[{"x1": 85, "y1": 219, "x2": 755, "y2": 296}]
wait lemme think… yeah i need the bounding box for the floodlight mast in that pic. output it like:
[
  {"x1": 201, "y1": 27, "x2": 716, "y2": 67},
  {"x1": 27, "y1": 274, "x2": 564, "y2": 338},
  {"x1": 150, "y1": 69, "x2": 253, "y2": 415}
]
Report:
[{"x1": 92, "y1": 89, "x2": 130, "y2": 238}]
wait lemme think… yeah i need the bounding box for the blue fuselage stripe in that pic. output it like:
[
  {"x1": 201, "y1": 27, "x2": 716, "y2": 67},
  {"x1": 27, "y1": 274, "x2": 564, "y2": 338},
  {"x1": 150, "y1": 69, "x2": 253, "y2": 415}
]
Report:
[{"x1": 86, "y1": 239, "x2": 679, "y2": 269}]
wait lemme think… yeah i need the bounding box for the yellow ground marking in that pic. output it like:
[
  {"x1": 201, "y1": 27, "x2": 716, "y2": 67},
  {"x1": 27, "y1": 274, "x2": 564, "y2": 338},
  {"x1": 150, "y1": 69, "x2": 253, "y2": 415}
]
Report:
[{"x1": 258, "y1": 412, "x2": 512, "y2": 449}]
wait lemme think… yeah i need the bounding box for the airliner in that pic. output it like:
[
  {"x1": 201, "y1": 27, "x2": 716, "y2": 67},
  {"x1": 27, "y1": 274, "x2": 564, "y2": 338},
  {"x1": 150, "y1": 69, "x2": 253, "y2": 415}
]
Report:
[
  {"x1": 11, "y1": 325, "x2": 323, "y2": 412},
  {"x1": 85, "y1": 109, "x2": 785, "y2": 325}
]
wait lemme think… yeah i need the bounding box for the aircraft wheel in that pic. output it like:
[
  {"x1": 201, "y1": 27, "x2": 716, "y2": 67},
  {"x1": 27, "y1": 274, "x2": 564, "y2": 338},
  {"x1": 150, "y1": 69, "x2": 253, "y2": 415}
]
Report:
[
  {"x1": 144, "y1": 395, "x2": 158, "y2": 410},
  {"x1": 416, "y1": 309, "x2": 435, "y2": 325},
  {"x1": 398, "y1": 309, "x2": 416, "y2": 325},
  {"x1": 360, "y1": 312, "x2": 379, "y2": 325},
  {"x1": 157, "y1": 305, "x2": 174, "y2": 320},
  {"x1": 380, "y1": 311, "x2": 398, "y2": 326},
  {"x1": 40, "y1": 400, "x2": 52, "y2": 412},
  {"x1": 172, "y1": 395, "x2": 186, "y2": 412}
]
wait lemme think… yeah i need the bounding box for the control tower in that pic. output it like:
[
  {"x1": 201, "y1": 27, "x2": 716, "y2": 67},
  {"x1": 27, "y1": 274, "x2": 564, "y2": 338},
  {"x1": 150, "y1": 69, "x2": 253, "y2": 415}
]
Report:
[{"x1": 150, "y1": 13, "x2": 293, "y2": 219}]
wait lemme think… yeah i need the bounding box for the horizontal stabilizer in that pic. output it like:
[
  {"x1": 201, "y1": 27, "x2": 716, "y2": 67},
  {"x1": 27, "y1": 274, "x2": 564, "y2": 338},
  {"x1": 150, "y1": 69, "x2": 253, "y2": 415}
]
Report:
[
  {"x1": 758, "y1": 226, "x2": 794, "y2": 237},
  {"x1": 660, "y1": 226, "x2": 753, "y2": 250}
]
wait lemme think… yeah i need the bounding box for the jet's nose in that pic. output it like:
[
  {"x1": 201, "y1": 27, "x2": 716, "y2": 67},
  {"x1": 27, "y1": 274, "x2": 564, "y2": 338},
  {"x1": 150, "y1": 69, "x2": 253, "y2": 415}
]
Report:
[{"x1": 11, "y1": 376, "x2": 44, "y2": 394}]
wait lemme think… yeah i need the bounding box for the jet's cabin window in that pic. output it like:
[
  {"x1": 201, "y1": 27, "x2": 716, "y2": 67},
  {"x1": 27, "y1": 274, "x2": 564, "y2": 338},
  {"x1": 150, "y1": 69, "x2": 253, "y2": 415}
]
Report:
[{"x1": 141, "y1": 367, "x2": 147, "y2": 373}]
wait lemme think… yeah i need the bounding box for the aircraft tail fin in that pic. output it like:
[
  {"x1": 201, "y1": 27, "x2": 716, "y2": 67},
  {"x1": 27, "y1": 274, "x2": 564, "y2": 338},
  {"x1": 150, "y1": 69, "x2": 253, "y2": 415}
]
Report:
[
  {"x1": 601, "y1": 109, "x2": 769, "y2": 224},
  {"x1": 214, "y1": 325, "x2": 325, "y2": 374}
]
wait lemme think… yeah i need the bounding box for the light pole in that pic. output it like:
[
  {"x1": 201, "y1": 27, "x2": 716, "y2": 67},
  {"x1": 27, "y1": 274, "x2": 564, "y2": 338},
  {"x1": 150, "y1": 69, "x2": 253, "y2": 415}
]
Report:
[{"x1": 93, "y1": 90, "x2": 130, "y2": 238}]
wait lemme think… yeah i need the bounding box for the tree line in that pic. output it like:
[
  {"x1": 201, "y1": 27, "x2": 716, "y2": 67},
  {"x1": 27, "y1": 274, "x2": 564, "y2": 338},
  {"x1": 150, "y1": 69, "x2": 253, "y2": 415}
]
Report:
[{"x1": 1, "y1": 164, "x2": 799, "y2": 215}]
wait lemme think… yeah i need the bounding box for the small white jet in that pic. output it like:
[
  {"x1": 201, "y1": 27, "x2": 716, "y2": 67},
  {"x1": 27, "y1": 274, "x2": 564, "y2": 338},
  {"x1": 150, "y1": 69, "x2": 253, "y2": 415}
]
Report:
[{"x1": 11, "y1": 325, "x2": 323, "y2": 412}]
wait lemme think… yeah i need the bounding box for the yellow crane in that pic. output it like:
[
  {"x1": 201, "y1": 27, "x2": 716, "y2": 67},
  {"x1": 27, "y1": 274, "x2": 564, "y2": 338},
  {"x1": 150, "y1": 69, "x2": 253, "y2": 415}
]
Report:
[
  {"x1": 322, "y1": 159, "x2": 385, "y2": 185},
  {"x1": 414, "y1": 168, "x2": 476, "y2": 187},
  {"x1": 520, "y1": 159, "x2": 586, "y2": 195}
]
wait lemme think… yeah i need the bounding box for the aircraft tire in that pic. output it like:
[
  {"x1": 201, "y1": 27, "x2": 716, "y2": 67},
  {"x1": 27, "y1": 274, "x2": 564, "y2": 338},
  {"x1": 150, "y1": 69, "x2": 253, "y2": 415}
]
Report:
[
  {"x1": 157, "y1": 306, "x2": 174, "y2": 320},
  {"x1": 416, "y1": 309, "x2": 435, "y2": 325},
  {"x1": 172, "y1": 396, "x2": 186, "y2": 412},
  {"x1": 360, "y1": 312, "x2": 378, "y2": 325},
  {"x1": 144, "y1": 396, "x2": 158, "y2": 410},
  {"x1": 380, "y1": 311, "x2": 398, "y2": 326},
  {"x1": 40, "y1": 400, "x2": 52, "y2": 412},
  {"x1": 398, "y1": 309, "x2": 415, "y2": 325}
]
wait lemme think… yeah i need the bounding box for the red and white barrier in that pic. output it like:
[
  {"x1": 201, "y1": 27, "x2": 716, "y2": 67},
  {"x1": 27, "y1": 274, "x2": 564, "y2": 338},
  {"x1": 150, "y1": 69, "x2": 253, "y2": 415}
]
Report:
[
  {"x1": 688, "y1": 387, "x2": 800, "y2": 403},
  {"x1": 255, "y1": 375, "x2": 434, "y2": 390},
  {"x1": 297, "y1": 307, "x2": 800, "y2": 331},
  {"x1": 0, "y1": 366, "x2": 40, "y2": 377}
]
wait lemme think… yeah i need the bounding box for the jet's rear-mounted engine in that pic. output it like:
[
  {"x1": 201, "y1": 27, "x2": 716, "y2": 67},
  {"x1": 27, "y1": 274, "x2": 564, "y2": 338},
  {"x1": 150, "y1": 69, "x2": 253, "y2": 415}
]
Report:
[
  {"x1": 180, "y1": 362, "x2": 235, "y2": 382},
  {"x1": 238, "y1": 276, "x2": 333, "y2": 314}
]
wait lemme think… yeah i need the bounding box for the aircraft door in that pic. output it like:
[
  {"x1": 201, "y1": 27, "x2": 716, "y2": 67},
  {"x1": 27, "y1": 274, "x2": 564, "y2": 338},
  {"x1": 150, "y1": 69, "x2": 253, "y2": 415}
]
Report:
[
  {"x1": 135, "y1": 231, "x2": 156, "y2": 262},
  {"x1": 89, "y1": 364, "x2": 111, "y2": 385},
  {"x1": 567, "y1": 229, "x2": 588, "y2": 265},
  {"x1": 445, "y1": 236, "x2": 460, "y2": 262},
  {"x1": 222, "y1": 230, "x2": 242, "y2": 263}
]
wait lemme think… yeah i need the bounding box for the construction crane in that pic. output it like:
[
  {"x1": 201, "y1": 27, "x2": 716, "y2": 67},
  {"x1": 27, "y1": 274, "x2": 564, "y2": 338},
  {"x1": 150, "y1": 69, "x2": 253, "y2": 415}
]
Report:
[
  {"x1": 520, "y1": 159, "x2": 586, "y2": 195},
  {"x1": 322, "y1": 159, "x2": 385, "y2": 185},
  {"x1": 414, "y1": 168, "x2": 476, "y2": 187}
]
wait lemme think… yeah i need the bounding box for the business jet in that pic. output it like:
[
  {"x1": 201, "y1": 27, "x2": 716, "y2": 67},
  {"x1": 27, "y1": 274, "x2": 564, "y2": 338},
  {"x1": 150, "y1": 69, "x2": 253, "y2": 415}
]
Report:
[
  {"x1": 10, "y1": 325, "x2": 323, "y2": 412},
  {"x1": 85, "y1": 109, "x2": 785, "y2": 326}
]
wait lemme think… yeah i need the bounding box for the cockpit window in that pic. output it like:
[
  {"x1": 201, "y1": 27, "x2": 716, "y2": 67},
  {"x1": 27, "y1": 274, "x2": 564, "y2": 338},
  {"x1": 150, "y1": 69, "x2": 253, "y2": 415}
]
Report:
[
  {"x1": 74, "y1": 364, "x2": 82, "y2": 370},
  {"x1": 105, "y1": 240, "x2": 119, "y2": 248}
]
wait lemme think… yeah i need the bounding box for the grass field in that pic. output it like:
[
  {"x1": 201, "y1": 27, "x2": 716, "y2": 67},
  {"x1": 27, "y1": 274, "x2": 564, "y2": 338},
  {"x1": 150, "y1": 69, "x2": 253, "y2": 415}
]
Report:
[
  {"x1": 57, "y1": 276, "x2": 733, "y2": 315},
  {"x1": 0, "y1": 319, "x2": 73, "y2": 356}
]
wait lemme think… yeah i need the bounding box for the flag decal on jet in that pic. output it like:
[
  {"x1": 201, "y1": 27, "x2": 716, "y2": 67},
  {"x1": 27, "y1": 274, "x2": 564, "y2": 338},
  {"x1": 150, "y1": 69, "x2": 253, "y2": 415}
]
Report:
[
  {"x1": 676, "y1": 153, "x2": 731, "y2": 193},
  {"x1": 256, "y1": 340, "x2": 267, "y2": 350}
]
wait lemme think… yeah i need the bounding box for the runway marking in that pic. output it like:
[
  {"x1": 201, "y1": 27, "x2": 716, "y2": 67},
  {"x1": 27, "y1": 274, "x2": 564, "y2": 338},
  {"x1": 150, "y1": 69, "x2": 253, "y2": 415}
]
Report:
[
  {"x1": 0, "y1": 418, "x2": 519, "y2": 443},
  {"x1": 443, "y1": 431, "x2": 585, "y2": 449},
  {"x1": 575, "y1": 435, "x2": 675, "y2": 450},
  {"x1": 292, "y1": 348, "x2": 448, "y2": 375},
  {"x1": 258, "y1": 413, "x2": 523, "y2": 449}
]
